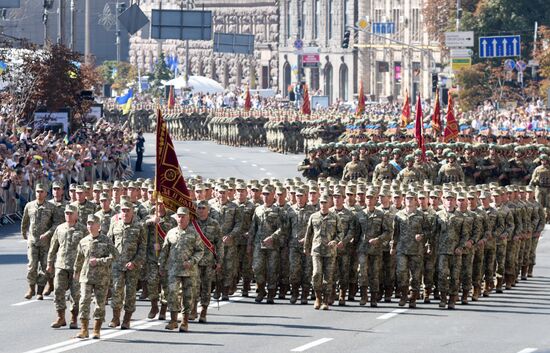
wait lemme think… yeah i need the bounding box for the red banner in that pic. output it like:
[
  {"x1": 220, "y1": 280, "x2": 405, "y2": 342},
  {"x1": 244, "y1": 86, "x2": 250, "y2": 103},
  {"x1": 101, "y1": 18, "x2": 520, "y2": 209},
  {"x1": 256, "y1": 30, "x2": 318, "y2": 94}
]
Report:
[
  {"x1": 444, "y1": 95, "x2": 459, "y2": 142},
  {"x1": 155, "y1": 109, "x2": 217, "y2": 258},
  {"x1": 356, "y1": 80, "x2": 365, "y2": 117},
  {"x1": 432, "y1": 89, "x2": 441, "y2": 137},
  {"x1": 167, "y1": 86, "x2": 175, "y2": 110},
  {"x1": 301, "y1": 84, "x2": 311, "y2": 115},
  {"x1": 400, "y1": 90, "x2": 410, "y2": 128},
  {"x1": 244, "y1": 87, "x2": 251, "y2": 112},
  {"x1": 414, "y1": 95, "x2": 426, "y2": 161}
]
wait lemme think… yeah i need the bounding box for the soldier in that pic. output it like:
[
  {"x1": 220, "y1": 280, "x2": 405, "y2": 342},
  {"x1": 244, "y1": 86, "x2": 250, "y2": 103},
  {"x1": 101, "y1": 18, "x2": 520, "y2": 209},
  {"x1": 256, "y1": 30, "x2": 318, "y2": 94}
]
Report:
[
  {"x1": 493, "y1": 189, "x2": 514, "y2": 293},
  {"x1": 74, "y1": 215, "x2": 118, "y2": 339},
  {"x1": 288, "y1": 188, "x2": 316, "y2": 304},
  {"x1": 248, "y1": 186, "x2": 285, "y2": 304},
  {"x1": 95, "y1": 193, "x2": 116, "y2": 236},
  {"x1": 21, "y1": 183, "x2": 56, "y2": 300},
  {"x1": 530, "y1": 154, "x2": 550, "y2": 221},
  {"x1": 356, "y1": 188, "x2": 392, "y2": 306},
  {"x1": 297, "y1": 149, "x2": 323, "y2": 181},
  {"x1": 418, "y1": 191, "x2": 438, "y2": 303},
  {"x1": 194, "y1": 200, "x2": 223, "y2": 323},
  {"x1": 527, "y1": 187, "x2": 546, "y2": 277},
  {"x1": 144, "y1": 199, "x2": 177, "y2": 320},
  {"x1": 396, "y1": 155, "x2": 423, "y2": 184},
  {"x1": 437, "y1": 153, "x2": 465, "y2": 184},
  {"x1": 479, "y1": 190, "x2": 503, "y2": 297},
  {"x1": 467, "y1": 193, "x2": 488, "y2": 301},
  {"x1": 47, "y1": 204, "x2": 88, "y2": 329},
  {"x1": 71, "y1": 185, "x2": 98, "y2": 225},
  {"x1": 372, "y1": 151, "x2": 397, "y2": 182},
  {"x1": 210, "y1": 185, "x2": 242, "y2": 300},
  {"x1": 107, "y1": 201, "x2": 146, "y2": 329},
  {"x1": 304, "y1": 194, "x2": 344, "y2": 310},
  {"x1": 342, "y1": 150, "x2": 368, "y2": 181},
  {"x1": 159, "y1": 207, "x2": 204, "y2": 332},
  {"x1": 390, "y1": 191, "x2": 430, "y2": 308},
  {"x1": 46, "y1": 181, "x2": 68, "y2": 296},
  {"x1": 505, "y1": 187, "x2": 524, "y2": 289},
  {"x1": 275, "y1": 186, "x2": 292, "y2": 299},
  {"x1": 456, "y1": 193, "x2": 475, "y2": 305},
  {"x1": 434, "y1": 191, "x2": 466, "y2": 309}
]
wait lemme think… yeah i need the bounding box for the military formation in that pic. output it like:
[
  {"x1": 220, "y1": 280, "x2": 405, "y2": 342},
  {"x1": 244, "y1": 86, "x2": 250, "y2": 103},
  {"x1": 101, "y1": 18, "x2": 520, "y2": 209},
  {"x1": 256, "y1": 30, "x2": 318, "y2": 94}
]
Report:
[{"x1": 20, "y1": 155, "x2": 548, "y2": 339}]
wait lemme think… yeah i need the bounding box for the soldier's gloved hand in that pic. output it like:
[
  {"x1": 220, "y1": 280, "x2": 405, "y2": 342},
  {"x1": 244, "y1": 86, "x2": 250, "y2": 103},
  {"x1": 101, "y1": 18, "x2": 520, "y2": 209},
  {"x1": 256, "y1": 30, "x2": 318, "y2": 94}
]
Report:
[
  {"x1": 90, "y1": 257, "x2": 98, "y2": 267},
  {"x1": 389, "y1": 248, "x2": 396, "y2": 256},
  {"x1": 298, "y1": 238, "x2": 305, "y2": 244},
  {"x1": 415, "y1": 234, "x2": 423, "y2": 242},
  {"x1": 223, "y1": 235, "x2": 233, "y2": 245},
  {"x1": 303, "y1": 250, "x2": 310, "y2": 257},
  {"x1": 328, "y1": 240, "x2": 337, "y2": 248},
  {"x1": 262, "y1": 236, "x2": 274, "y2": 247}
]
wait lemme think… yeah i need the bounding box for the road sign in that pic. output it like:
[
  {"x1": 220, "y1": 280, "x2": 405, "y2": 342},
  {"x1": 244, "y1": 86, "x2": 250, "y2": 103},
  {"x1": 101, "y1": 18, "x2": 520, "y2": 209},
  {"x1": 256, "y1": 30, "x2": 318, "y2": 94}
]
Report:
[
  {"x1": 0, "y1": 0, "x2": 20, "y2": 7},
  {"x1": 213, "y1": 33, "x2": 255, "y2": 55},
  {"x1": 117, "y1": 4, "x2": 149, "y2": 35},
  {"x1": 504, "y1": 59, "x2": 516, "y2": 71},
  {"x1": 445, "y1": 31, "x2": 474, "y2": 47},
  {"x1": 294, "y1": 39, "x2": 304, "y2": 50},
  {"x1": 450, "y1": 48, "x2": 473, "y2": 58},
  {"x1": 302, "y1": 51, "x2": 320, "y2": 68},
  {"x1": 451, "y1": 58, "x2": 471, "y2": 71},
  {"x1": 516, "y1": 60, "x2": 527, "y2": 72},
  {"x1": 372, "y1": 22, "x2": 395, "y2": 34},
  {"x1": 357, "y1": 18, "x2": 368, "y2": 30},
  {"x1": 479, "y1": 35, "x2": 520, "y2": 58},
  {"x1": 151, "y1": 9, "x2": 212, "y2": 41}
]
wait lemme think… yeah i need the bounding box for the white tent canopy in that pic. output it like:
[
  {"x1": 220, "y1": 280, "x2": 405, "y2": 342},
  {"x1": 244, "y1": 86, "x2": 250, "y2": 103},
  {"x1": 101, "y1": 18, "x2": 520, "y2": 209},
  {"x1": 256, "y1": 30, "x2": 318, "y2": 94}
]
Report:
[{"x1": 163, "y1": 75, "x2": 224, "y2": 94}]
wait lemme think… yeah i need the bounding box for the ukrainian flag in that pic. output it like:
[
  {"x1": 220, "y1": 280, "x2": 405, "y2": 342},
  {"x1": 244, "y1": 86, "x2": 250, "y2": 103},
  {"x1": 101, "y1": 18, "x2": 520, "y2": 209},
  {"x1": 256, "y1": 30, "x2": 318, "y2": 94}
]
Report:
[
  {"x1": 116, "y1": 88, "x2": 133, "y2": 115},
  {"x1": 0, "y1": 61, "x2": 6, "y2": 75}
]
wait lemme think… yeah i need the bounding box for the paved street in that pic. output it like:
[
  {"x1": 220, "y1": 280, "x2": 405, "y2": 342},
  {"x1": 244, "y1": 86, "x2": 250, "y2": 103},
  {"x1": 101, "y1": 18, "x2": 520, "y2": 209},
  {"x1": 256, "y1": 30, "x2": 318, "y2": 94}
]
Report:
[{"x1": 1, "y1": 140, "x2": 550, "y2": 353}]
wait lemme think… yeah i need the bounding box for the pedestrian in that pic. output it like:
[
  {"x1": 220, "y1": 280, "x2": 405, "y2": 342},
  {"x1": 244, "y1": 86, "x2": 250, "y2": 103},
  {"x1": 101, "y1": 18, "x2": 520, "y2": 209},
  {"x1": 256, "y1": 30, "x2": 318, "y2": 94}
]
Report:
[{"x1": 135, "y1": 130, "x2": 145, "y2": 172}]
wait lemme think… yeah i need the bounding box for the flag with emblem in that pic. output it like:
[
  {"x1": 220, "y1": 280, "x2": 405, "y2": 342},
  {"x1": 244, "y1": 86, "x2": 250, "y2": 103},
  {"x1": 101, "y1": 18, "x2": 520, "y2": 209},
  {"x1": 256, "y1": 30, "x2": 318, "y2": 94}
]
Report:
[
  {"x1": 356, "y1": 80, "x2": 365, "y2": 116},
  {"x1": 301, "y1": 84, "x2": 311, "y2": 115},
  {"x1": 244, "y1": 86, "x2": 252, "y2": 112},
  {"x1": 400, "y1": 90, "x2": 411, "y2": 128},
  {"x1": 432, "y1": 89, "x2": 442, "y2": 137},
  {"x1": 444, "y1": 94, "x2": 459, "y2": 142},
  {"x1": 414, "y1": 94, "x2": 426, "y2": 161}
]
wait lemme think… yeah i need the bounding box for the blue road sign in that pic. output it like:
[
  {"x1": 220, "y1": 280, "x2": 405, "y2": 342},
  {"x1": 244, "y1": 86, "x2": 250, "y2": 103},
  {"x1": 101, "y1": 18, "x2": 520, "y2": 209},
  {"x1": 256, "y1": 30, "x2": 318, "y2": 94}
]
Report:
[
  {"x1": 372, "y1": 22, "x2": 395, "y2": 34},
  {"x1": 479, "y1": 35, "x2": 520, "y2": 58}
]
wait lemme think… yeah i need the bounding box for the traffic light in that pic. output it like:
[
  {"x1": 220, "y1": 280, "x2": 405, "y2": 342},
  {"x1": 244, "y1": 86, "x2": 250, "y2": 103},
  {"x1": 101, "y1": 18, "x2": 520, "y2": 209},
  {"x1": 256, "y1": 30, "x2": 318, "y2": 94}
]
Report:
[
  {"x1": 431, "y1": 74, "x2": 438, "y2": 92},
  {"x1": 342, "y1": 30, "x2": 351, "y2": 49},
  {"x1": 117, "y1": 3, "x2": 127, "y2": 14}
]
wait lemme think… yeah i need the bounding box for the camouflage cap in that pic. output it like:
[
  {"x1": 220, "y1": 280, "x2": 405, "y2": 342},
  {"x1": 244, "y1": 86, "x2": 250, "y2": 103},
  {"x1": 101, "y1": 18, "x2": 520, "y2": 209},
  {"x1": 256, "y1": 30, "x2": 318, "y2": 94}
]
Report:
[
  {"x1": 127, "y1": 181, "x2": 138, "y2": 189},
  {"x1": 365, "y1": 188, "x2": 377, "y2": 197},
  {"x1": 112, "y1": 181, "x2": 122, "y2": 189},
  {"x1": 87, "y1": 214, "x2": 100, "y2": 223},
  {"x1": 405, "y1": 191, "x2": 416, "y2": 198},
  {"x1": 236, "y1": 182, "x2": 247, "y2": 190},
  {"x1": 275, "y1": 186, "x2": 286, "y2": 194},
  {"x1": 261, "y1": 185, "x2": 273, "y2": 194},
  {"x1": 120, "y1": 201, "x2": 133, "y2": 210},
  {"x1": 197, "y1": 200, "x2": 210, "y2": 208},
  {"x1": 69, "y1": 183, "x2": 77, "y2": 191},
  {"x1": 216, "y1": 184, "x2": 227, "y2": 192},
  {"x1": 466, "y1": 192, "x2": 477, "y2": 199},
  {"x1": 93, "y1": 184, "x2": 102, "y2": 191},
  {"x1": 64, "y1": 204, "x2": 77, "y2": 213},
  {"x1": 35, "y1": 183, "x2": 47, "y2": 191},
  {"x1": 429, "y1": 190, "x2": 439, "y2": 198},
  {"x1": 295, "y1": 188, "x2": 306, "y2": 196},
  {"x1": 176, "y1": 207, "x2": 189, "y2": 215},
  {"x1": 319, "y1": 193, "x2": 330, "y2": 203},
  {"x1": 99, "y1": 192, "x2": 109, "y2": 201},
  {"x1": 75, "y1": 185, "x2": 86, "y2": 192},
  {"x1": 456, "y1": 192, "x2": 466, "y2": 200},
  {"x1": 83, "y1": 182, "x2": 92, "y2": 189},
  {"x1": 479, "y1": 191, "x2": 490, "y2": 199},
  {"x1": 52, "y1": 181, "x2": 63, "y2": 189}
]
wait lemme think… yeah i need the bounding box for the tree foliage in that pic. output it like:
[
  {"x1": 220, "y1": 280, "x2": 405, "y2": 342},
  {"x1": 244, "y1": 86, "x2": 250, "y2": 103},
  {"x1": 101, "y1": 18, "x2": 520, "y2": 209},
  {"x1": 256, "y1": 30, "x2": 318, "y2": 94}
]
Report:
[
  {"x1": 97, "y1": 60, "x2": 138, "y2": 91},
  {"x1": 148, "y1": 53, "x2": 172, "y2": 97}
]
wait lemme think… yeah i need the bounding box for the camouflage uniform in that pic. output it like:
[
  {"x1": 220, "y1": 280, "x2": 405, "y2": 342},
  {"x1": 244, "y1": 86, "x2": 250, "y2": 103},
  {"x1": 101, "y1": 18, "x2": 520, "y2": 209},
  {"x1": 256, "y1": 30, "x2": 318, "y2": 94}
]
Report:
[
  {"x1": 71, "y1": 199, "x2": 99, "y2": 226},
  {"x1": 469, "y1": 206, "x2": 488, "y2": 297},
  {"x1": 420, "y1": 206, "x2": 438, "y2": 299},
  {"x1": 195, "y1": 216, "x2": 223, "y2": 307},
  {"x1": 479, "y1": 202, "x2": 503, "y2": 295},
  {"x1": 457, "y1": 208, "x2": 475, "y2": 296},
  {"x1": 495, "y1": 201, "x2": 514, "y2": 291},
  {"x1": 235, "y1": 199, "x2": 255, "y2": 294}
]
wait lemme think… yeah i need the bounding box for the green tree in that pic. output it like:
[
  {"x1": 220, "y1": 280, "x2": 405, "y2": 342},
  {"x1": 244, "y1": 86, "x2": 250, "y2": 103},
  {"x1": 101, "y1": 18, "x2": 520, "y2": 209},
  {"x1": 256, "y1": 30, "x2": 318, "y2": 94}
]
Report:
[
  {"x1": 97, "y1": 61, "x2": 137, "y2": 91},
  {"x1": 148, "y1": 53, "x2": 172, "y2": 97}
]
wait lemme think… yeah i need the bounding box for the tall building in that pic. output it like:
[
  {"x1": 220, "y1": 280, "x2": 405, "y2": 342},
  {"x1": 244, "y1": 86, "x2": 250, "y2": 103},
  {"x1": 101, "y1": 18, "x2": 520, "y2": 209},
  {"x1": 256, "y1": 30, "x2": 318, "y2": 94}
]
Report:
[
  {"x1": 279, "y1": 0, "x2": 442, "y2": 103},
  {"x1": 129, "y1": 0, "x2": 279, "y2": 90}
]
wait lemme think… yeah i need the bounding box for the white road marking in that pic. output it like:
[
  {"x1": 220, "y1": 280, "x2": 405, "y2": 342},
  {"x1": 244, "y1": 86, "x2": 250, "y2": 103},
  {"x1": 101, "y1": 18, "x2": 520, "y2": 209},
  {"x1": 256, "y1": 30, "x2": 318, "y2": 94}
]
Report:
[
  {"x1": 241, "y1": 160, "x2": 247, "y2": 163},
  {"x1": 200, "y1": 151, "x2": 206, "y2": 154},
  {"x1": 12, "y1": 297, "x2": 52, "y2": 306},
  {"x1": 216, "y1": 154, "x2": 222, "y2": 158},
  {"x1": 376, "y1": 308, "x2": 408, "y2": 320},
  {"x1": 182, "y1": 166, "x2": 188, "y2": 169},
  {"x1": 184, "y1": 149, "x2": 190, "y2": 152},
  {"x1": 291, "y1": 338, "x2": 334, "y2": 352},
  {"x1": 260, "y1": 168, "x2": 266, "y2": 171},
  {"x1": 229, "y1": 157, "x2": 235, "y2": 160},
  {"x1": 517, "y1": 349, "x2": 538, "y2": 353},
  {"x1": 251, "y1": 164, "x2": 257, "y2": 167}
]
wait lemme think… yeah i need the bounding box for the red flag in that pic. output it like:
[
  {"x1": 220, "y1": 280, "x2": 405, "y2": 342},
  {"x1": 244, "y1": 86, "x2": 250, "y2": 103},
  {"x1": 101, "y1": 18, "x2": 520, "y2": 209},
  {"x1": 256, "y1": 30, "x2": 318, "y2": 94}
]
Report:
[
  {"x1": 156, "y1": 223, "x2": 167, "y2": 240},
  {"x1": 444, "y1": 94, "x2": 459, "y2": 142},
  {"x1": 432, "y1": 89, "x2": 442, "y2": 137},
  {"x1": 414, "y1": 95, "x2": 426, "y2": 161},
  {"x1": 167, "y1": 86, "x2": 175, "y2": 110},
  {"x1": 356, "y1": 80, "x2": 365, "y2": 116},
  {"x1": 155, "y1": 109, "x2": 217, "y2": 258},
  {"x1": 400, "y1": 90, "x2": 411, "y2": 128},
  {"x1": 244, "y1": 86, "x2": 252, "y2": 112},
  {"x1": 301, "y1": 84, "x2": 311, "y2": 115}
]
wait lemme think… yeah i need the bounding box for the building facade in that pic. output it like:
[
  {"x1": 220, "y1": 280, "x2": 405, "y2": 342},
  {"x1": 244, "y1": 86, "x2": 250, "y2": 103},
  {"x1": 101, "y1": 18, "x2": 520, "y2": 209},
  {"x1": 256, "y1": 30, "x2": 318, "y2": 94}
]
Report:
[
  {"x1": 279, "y1": 0, "x2": 442, "y2": 104},
  {"x1": 129, "y1": 0, "x2": 279, "y2": 90}
]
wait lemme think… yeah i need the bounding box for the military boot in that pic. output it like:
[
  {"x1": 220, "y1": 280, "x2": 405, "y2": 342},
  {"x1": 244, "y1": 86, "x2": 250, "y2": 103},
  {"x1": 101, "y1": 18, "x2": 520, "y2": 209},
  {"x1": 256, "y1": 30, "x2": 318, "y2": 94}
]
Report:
[
  {"x1": 521, "y1": 266, "x2": 528, "y2": 280},
  {"x1": 527, "y1": 264, "x2": 534, "y2": 277},
  {"x1": 505, "y1": 275, "x2": 513, "y2": 290},
  {"x1": 199, "y1": 306, "x2": 208, "y2": 323},
  {"x1": 24, "y1": 284, "x2": 35, "y2": 300},
  {"x1": 439, "y1": 292, "x2": 448, "y2": 308},
  {"x1": 242, "y1": 280, "x2": 251, "y2": 297},
  {"x1": 278, "y1": 284, "x2": 287, "y2": 299},
  {"x1": 496, "y1": 277, "x2": 504, "y2": 293},
  {"x1": 329, "y1": 287, "x2": 336, "y2": 305},
  {"x1": 120, "y1": 311, "x2": 132, "y2": 329},
  {"x1": 447, "y1": 295, "x2": 456, "y2": 310},
  {"x1": 409, "y1": 291, "x2": 418, "y2": 308},
  {"x1": 255, "y1": 284, "x2": 266, "y2": 303},
  {"x1": 165, "y1": 312, "x2": 179, "y2": 330},
  {"x1": 398, "y1": 287, "x2": 408, "y2": 307},
  {"x1": 36, "y1": 285, "x2": 45, "y2": 300},
  {"x1": 92, "y1": 319, "x2": 102, "y2": 339},
  {"x1": 472, "y1": 286, "x2": 480, "y2": 301},
  {"x1": 359, "y1": 286, "x2": 368, "y2": 306},
  {"x1": 69, "y1": 308, "x2": 79, "y2": 329},
  {"x1": 44, "y1": 278, "x2": 54, "y2": 296},
  {"x1": 370, "y1": 292, "x2": 378, "y2": 307},
  {"x1": 338, "y1": 289, "x2": 346, "y2": 306},
  {"x1": 159, "y1": 303, "x2": 168, "y2": 320},
  {"x1": 423, "y1": 288, "x2": 432, "y2": 304},
  {"x1": 148, "y1": 300, "x2": 159, "y2": 319},
  {"x1": 313, "y1": 290, "x2": 322, "y2": 310},
  {"x1": 289, "y1": 285, "x2": 299, "y2": 304},
  {"x1": 384, "y1": 287, "x2": 393, "y2": 303},
  {"x1": 51, "y1": 310, "x2": 66, "y2": 328},
  {"x1": 266, "y1": 289, "x2": 276, "y2": 304},
  {"x1": 300, "y1": 287, "x2": 310, "y2": 305},
  {"x1": 190, "y1": 302, "x2": 198, "y2": 320},
  {"x1": 461, "y1": 290, "x2": 469, "y2": 304},
  {"x1": 482, "y1": 280, "x2": 491, "y2": 297},
  {"x1": 320, "y1": 291, "x2": 330, "y2": 310},
  {"x1": 76, "y1": 319, "x2": 89, "y2": 339},
  {"x1": 179, "y1": 313, "x2": 189, "y2": 332},
  {"x1": 347, "y1": 283, "x2": 356, "y2": 301},
  {"x1": 221, "y1": 286, "x2": 230, "y2": 301},
  {"x1": 108, "y1": 308, "x2": 121, "y2": 328}
]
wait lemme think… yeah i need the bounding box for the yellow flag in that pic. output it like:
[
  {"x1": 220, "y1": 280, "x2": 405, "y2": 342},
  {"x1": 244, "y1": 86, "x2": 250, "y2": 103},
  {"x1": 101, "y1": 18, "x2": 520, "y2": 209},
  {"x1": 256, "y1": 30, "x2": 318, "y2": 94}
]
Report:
[{"x1": 122, "y1": 98, "x2": 133, "y2": 115}]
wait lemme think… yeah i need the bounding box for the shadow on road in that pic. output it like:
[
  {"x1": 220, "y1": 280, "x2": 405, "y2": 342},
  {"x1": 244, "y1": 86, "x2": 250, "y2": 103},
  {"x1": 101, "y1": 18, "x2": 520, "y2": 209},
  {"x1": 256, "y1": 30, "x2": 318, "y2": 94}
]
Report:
[
  {"x1": 107, "y1": 338, "x2": 224, "y2": 346},
  {"x1": 0, "y1": 254, "x2": 27, "y2": 265}
]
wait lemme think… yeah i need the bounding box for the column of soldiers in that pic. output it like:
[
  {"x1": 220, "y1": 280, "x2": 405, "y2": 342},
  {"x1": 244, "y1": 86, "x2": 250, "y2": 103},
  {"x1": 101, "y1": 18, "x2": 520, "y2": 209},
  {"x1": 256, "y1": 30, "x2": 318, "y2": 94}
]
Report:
[{"x1": 21, "y1": 162, "x2": 547, "y2": 338}]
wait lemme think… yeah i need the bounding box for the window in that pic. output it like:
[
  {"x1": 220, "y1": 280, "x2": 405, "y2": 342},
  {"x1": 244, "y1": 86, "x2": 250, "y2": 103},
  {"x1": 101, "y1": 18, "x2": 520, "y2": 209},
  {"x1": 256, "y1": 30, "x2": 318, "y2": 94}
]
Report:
[
  {"x1": 300, "y1": 0, "x2": 306, "y2": 39},
  {"x1": 314, "y1": 0, "x2": 320, "y2": 39},
  {"x1": 392, "y1": 8, "x2": 401, "y2": 41},
  {"x1": 411, "y1": 8, "x2": 420, "y2": 42},
  {"x1": 311, "y1": 67, "x2": 320, "y2": 91},
  {"x1": 286, "y1": 1, "x2": 292, "y2": 39},
  {"x1": 328, "y1": 0, "x2": 333, "y2": 39}
]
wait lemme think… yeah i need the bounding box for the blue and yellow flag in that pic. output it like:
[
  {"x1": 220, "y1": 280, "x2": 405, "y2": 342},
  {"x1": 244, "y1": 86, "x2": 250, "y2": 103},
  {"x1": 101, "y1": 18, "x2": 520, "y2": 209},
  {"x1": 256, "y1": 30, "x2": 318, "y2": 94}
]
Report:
[
  {"x1": 115, "y1": 88, "x2": 133, "y2": 105},
  {"x1": 0, "y1": 61, "x2": 7, "y2": 75},
  {"x1": 122, "y1": 98, "x2": 133, "y2": 115}
]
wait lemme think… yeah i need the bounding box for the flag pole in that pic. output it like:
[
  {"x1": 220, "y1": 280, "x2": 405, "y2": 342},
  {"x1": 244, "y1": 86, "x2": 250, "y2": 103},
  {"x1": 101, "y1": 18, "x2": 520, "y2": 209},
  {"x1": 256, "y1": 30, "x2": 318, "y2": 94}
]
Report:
[{"x1": 154, "y1": 107, "x2": 160, "y2": 257}]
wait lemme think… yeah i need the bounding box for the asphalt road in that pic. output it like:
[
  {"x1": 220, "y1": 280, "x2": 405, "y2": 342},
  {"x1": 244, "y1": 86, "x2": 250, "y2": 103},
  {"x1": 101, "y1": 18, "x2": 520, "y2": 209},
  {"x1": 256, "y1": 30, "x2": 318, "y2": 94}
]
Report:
[{"x1": 1, "y1": 138, "x2": 550, "y2": 353}]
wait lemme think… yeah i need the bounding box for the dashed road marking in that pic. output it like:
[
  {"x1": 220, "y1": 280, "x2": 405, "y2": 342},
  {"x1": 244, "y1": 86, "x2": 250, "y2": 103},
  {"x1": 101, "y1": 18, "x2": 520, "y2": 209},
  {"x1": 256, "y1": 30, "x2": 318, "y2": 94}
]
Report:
[
  {"x1": 260, "y1": 168, "x2": 266, "y2": 171},
  {"x1": 251, "y1": 164, "x2": 257, "y2": 167},
  {"x1": 517, "y1": 349, "x2": 538, "y2": 353},
  {"x1": 376, "y1": 308, "x2": 408, "y2": 320},
  {"x1": 291, "y1": 338, "x2": 334, "y2": 352},
  {"x1": 12, "y1": 297, "x2": 53, "y2": 306}
]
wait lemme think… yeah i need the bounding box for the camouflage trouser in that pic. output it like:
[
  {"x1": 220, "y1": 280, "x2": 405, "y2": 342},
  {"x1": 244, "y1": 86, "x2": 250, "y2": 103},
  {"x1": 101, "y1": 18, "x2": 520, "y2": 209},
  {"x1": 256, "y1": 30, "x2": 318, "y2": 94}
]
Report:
[
  {"x1": 505, "y1": 239, "x2": 518, "y2": 276},
  {"x1": 198, "y1": 265, "x2": 215, "y2": 307},
  {"x1": 357, "y1": 253, "x2": 381, "y2": 292},
  {"x1": 54, "y1": 268, "x2": 80, "y2": 311},
  {"x1": 279, "y1": 246, "x2": 290, "y2": 287},
  {"x1": 472, "y1": 247, "x2": 485, "y2": 288},
  {"x1": 289, "y1": 247, "x2": 312, "y2": 288},
  {"x1": 396, "y1": 254, "x2": 422, "y2": 292},
  {"x1": 521, "y1": 236, "x2": 532, "y2": 267},
  {"x1": 111, "y1": 268, "x2": 140, "y2": 313},
  {"x1": 380, "y1": 251, "x2": 396, "y2": 292},
  {"x1": 348, "y1": 246, "x2": 359, "y2": 287},
  {"x1": 461, "y1": 252, "x2": 474, "y2": 291},
  {"x1": 495, "y1": 240, "x2": 507, "y2": 278},
  {"x1": 252, "y1": 246, "x2": 279, "y2": 290},
  {"x1": 222, "y1": 245, "x2": 237, "y2": 288},
  {"x1": 535, "y1": 187, "x2": 550, "y2": 218},
  {"x1": 166, "y1": 275, "x2": 195, "y2": 314},
  {"x1": 236, "y1": 244, "x2": 253, "y2": 284},
  {"x1": 146, "y1": 260, "x2": 168, "y2": 303},
  {"x1": 79, "y1": 283, "x2": 108, "y2": 321},
  {"x1": 334, "y1": 250, "x2": 350, "y2": 290},
  {"x1": 423, "y1": 252, "x2": 437, "y2": 290},
  {"x1": 311, "y1": 255, "x2": 336, "y2": 293},
  {"x1": 483, "y1": 246, "x2": 497, "y2": 282},
  {"x1": 27, "y1": 243, "x2": 50, "y2": 286},
  {"x1": 529, "y1": 236, "x2": 540, "y2": 266},
  {"x1": 438, "y1": 254, "x2": 462, "y2": 296}
]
